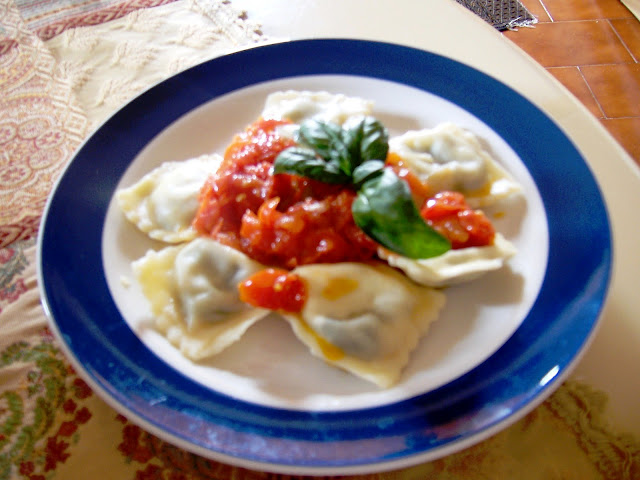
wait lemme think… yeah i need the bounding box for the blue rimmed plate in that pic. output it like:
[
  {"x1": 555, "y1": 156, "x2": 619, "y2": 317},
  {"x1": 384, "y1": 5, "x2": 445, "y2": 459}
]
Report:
[{"x1": 38, "y1": 39, "x2": 611, "y2": 475}]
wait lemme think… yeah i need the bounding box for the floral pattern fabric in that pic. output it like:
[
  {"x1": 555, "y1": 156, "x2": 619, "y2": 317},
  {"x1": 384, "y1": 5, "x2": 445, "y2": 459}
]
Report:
[{"x1": 1, "y1": 0, "x2": 639, "y2": 479}]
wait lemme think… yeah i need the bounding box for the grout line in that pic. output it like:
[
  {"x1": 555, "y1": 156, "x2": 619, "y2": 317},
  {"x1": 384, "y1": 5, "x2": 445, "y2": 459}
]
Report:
[
  {"x1": 580, "y1": 61, "x2": 638, "y2": 67},
  {"x1": 576, "y1": 66, "x2": 608, "y2": 119},
  {"x1": 535, "y1": 0, "x2": 553, "y2": 22},
  {"x1": 536, "y1": 18, "x2": 619, "y2": 24},
  {"x1": 545, "y1": 66, "x2": 607, "y2": 119},
  {"x1": 608, "y1": 19, "x2": 639, "y2": 63}
]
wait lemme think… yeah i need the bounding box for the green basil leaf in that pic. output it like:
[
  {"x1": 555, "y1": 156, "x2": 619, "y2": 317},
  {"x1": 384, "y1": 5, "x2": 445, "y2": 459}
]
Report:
[
  {"x1": 352, "y1": 159, "x2": 385, "y2": 188},
  {"x1": 352, "y1": 168, "x2": 451, "y2": 259},
  {"x1": 343, "y1": 116, "x2": 389, "y2": 167},
  {"x1": 297, "y1": 119, "x2": 351, "y2": 173},
  {"x1": 274, "y1": 147, "x2": 350, "y2": 184}
]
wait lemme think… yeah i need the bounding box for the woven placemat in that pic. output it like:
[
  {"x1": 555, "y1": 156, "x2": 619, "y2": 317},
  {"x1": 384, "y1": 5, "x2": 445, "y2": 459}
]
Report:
[{"x1": 456, "y1": 0, "x2": 537, "y2": 30}]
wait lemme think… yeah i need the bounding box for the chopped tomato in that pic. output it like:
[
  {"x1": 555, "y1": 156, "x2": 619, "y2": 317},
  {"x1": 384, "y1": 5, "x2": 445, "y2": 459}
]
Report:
[
  {"x1": 193, "y1": 117, "x2": 496, "y2": 271},
  {"x1": 192, "y1": 119, "x2": 291, "y2": 242},
  {"x1": 238, "y1": 268, "x2": 307, "y2": 313},
  {"x1": 239, "y1": 190, "x2": 378, "y2": 268},
  {"x1": 193, "y1": 118, "x2": 379, "y2": 268},
  {"x1": 421, "y1": 191, "x2": 495, "y2": 249}
]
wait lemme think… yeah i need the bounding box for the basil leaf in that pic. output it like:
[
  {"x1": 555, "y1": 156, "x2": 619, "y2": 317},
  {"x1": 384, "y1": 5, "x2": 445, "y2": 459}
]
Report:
[
  {"x1": 297, "y1": 119, "x2": 351, "y2": 173},
  {"x1": 274, "y1": 147, "x2": 350, "y2": 184},
  {"x1": 352, "y1": 168, "x2": 451, "y2": 259},
  {"x1": 352, "y1": 160, "x2": 385, "y2": 187},
  {"x1": 343, "y1": 116, "x2": 389, "y2": 167}
]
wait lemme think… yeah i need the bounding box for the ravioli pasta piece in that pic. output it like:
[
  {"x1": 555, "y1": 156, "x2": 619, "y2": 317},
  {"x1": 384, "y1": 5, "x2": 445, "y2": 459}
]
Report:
[
  {"x1": 378, "y1": 233, "x2": 517, "y2": 288},
  {"x1": 389, "y1": 123, "x2": 521, "y2": 207},
  {"x1": 117, "y1": 154, "x2": 222, "y2": 243},
  {"x1": 132, "y1": 237, "x2": 269, "y2": 360},
  {"x1": 262, "y1": 90, "x2": 374, "y2": 126},
  {"x1": 281, "y1": 262, "x2": 446, "y2": 388}
]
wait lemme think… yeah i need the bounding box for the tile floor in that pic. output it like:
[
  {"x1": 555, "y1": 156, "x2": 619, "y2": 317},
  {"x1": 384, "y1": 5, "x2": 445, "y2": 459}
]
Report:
[{"x1": 503, "y1": 0, "x2": 640, "y2": 166}]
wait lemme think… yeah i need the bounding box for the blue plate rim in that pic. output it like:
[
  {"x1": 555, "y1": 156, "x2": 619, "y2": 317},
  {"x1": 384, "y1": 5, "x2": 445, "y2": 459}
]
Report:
[{"x1": 37, "y1": 39, "x2": 613, "y2": 474}]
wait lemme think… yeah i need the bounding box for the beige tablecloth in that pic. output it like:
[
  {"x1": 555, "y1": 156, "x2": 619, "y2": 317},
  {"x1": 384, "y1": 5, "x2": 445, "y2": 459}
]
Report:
[{"x1": 1, "y1": 0, "x2": 639, "y2": 478}]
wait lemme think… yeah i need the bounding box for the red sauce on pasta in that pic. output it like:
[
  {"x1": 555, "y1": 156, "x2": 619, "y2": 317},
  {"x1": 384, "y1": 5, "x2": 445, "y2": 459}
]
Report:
[
  {"x1": 238, "y1": 268, "x2": 306, "y2": 313},
  {"x1": 421, "y1": 191, "x2": 495, "y2": 249},
  {"x1": 194, "y1": 118, "x2": 496, "y2": 312},
  {"x1": 192, "y1": 118, "x2": 379, "y2": 269}
]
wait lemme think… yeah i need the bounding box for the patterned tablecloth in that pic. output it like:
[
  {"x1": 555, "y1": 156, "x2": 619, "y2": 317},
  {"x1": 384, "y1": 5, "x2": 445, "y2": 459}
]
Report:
[{"x1": 1, "y1": 0, "x2": 639, "y2": 478}]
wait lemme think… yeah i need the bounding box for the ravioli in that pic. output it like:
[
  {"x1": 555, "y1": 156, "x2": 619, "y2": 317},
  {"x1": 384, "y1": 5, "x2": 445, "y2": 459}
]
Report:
[
  {"x1": 262, "y1": 90, "x2": 374, "y2": 125},
  {"x1": 116, "y1": 90, "x2": 524, "y2": 389},
  {"x1": 132, "y1": 237, "x2": 269, "y2": 360},
  {"x1": 389, "y1": 123, "x2": 521, "y2": 207},
  {"x1": 281, "y1": 262, "x2": 446, "y2": 388},
  {"x1": 117, "y1": 154, "x2": 222, "y2": 243},
  {"x1": 378, "y1": 233, "x2": 517, "y2": 287}
]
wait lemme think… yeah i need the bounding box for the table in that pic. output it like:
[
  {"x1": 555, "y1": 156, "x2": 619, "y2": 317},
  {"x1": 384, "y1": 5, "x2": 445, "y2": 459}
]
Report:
[{"x1": 2, "y1": 0, "x2": 639, "y2": 478}]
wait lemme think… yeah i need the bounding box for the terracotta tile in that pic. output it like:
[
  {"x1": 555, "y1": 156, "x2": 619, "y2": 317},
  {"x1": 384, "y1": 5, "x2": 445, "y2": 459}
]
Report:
[
  {"x1": 581, "y1": 63, "x2": 640, "y2": 117},
  {"x1": 601, "y1": 118, "x2": 640, "y2": 167},
  {"x1": 518, "y1": 0, "x2": 552, "y2": 23},
  {"x1": 504, "y1": 20, "x2": 634, "y2": 67},
  {"x1": 546, "y1": 67, "x2": 603, "y2": 118},
  {"x1": 539, "y1": 0, "x2": 633, "y2": 21},
  {"x1": 611, "y1": 18, "x2": 640, "y2": 62}
]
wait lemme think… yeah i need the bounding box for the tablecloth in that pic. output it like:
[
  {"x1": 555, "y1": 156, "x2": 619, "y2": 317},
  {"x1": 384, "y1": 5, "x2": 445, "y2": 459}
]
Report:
[{"x1": 1, "y1": 0, "x2": 639, "y2": 478}]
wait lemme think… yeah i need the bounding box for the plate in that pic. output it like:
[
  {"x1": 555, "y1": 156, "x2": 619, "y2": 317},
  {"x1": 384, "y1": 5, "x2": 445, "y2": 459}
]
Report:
[{"x1": 38, "y1": 39, "x2": 612, "y2": 475}]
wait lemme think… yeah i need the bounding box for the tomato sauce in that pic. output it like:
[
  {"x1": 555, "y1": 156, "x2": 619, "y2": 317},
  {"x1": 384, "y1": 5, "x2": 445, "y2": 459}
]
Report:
[
  {"x1": 420, "y1": 191, "x2": 495, "y2": 249},
  {"x1": 387, "y1": 153, "x2": 495, "y2": 249},
  {"x1": 238, "y1": 268, "x2": 306, "y2": 312},
  {"x1": 194, "y1": 118, "x2": 496, "y2": 312},
  {"x1": 192, "y1": 118, "x2": 379, "y2": 270}
]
